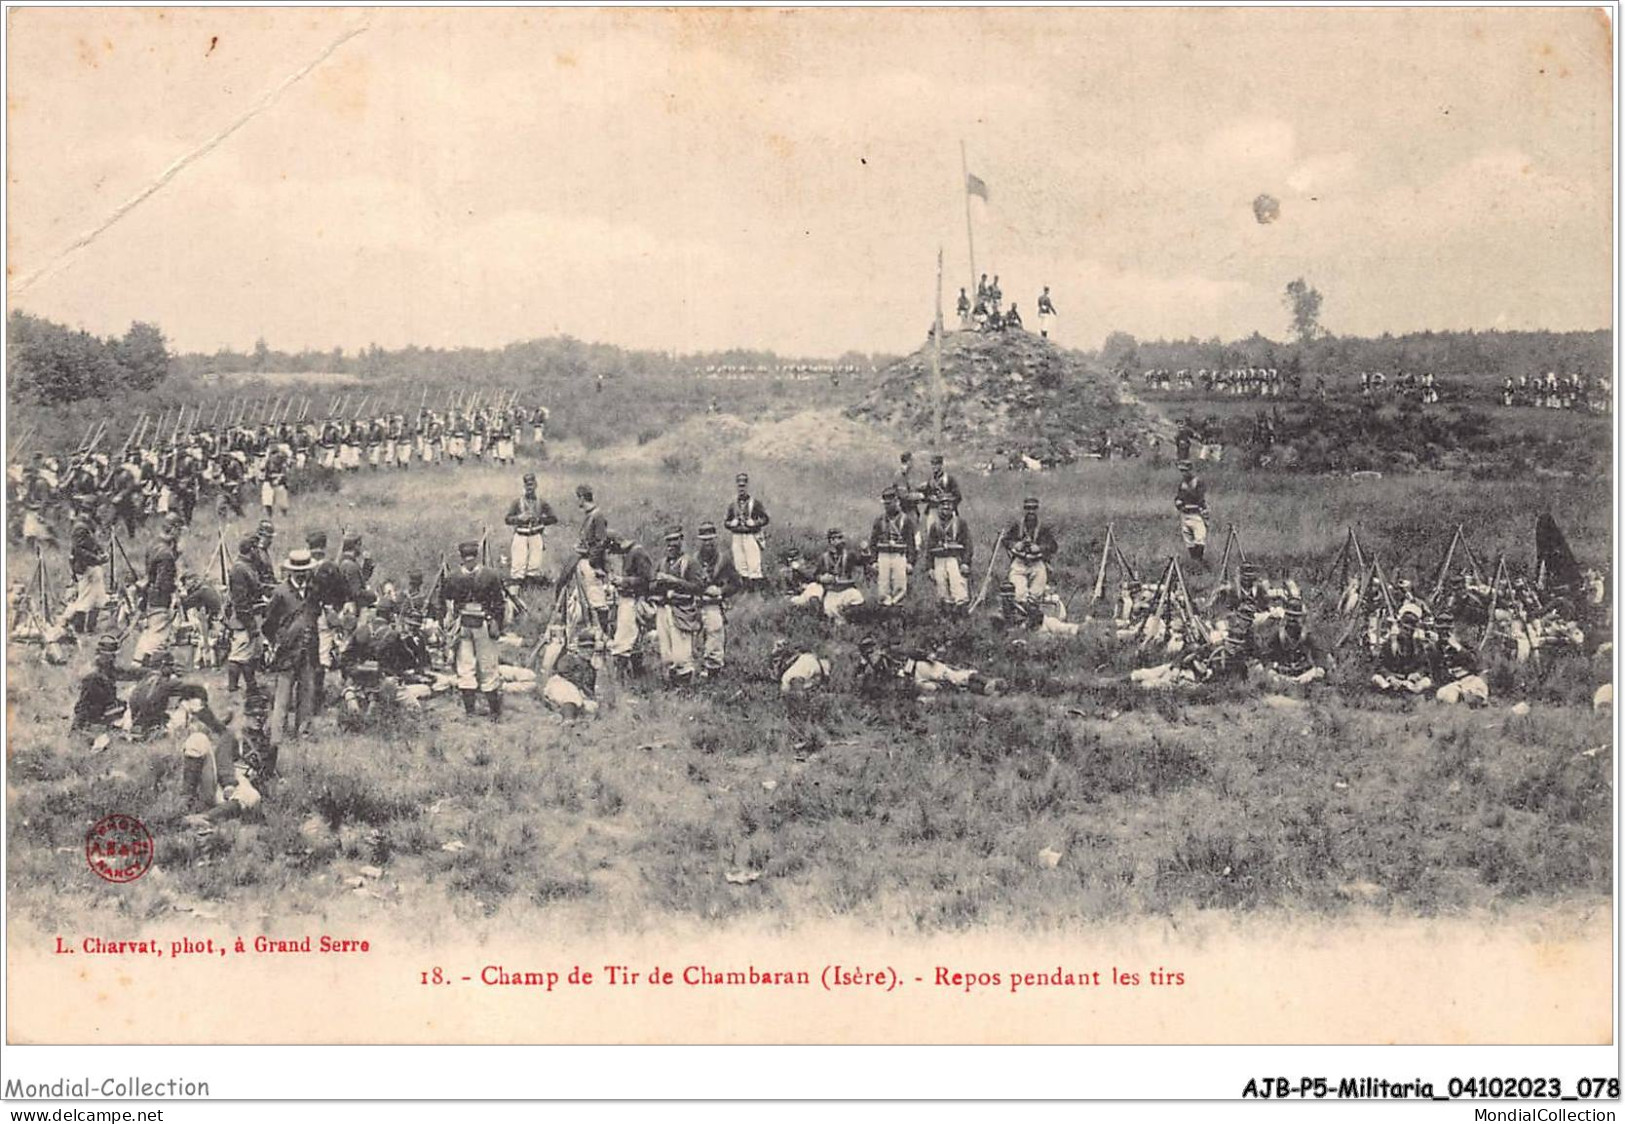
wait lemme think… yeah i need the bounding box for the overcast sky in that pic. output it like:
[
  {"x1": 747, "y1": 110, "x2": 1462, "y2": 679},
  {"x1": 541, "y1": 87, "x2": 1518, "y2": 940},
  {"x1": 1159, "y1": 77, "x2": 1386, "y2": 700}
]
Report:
[{"x1": 6, "y1": 7, "x2": 1612, "y2": 356}]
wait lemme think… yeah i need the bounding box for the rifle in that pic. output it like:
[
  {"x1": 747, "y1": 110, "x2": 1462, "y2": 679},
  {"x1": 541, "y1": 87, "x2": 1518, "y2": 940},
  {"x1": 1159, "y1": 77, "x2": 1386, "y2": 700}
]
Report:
[
  {"x1": 1090, "y1": 523, "x2": 1114, "y2": 605},
  {"x1": 1478, "y1": 553, "x2": 1508, "y2": 655},
  {"x1": 966, "y1": 530, "x2": 1006, "y2": 614},
  {"x1": 353, "y1": 395, "x2": 369, "y2": 421}
]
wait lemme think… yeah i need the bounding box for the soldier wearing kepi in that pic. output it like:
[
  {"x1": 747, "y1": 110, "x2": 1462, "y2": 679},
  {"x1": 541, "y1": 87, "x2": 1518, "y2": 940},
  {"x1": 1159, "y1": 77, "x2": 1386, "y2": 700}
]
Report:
[
  {"x1": 59, "y1": 508, "x2": 109, "y2": 636},
  {"x1": 693, "y1": 521, "x2": 741, "y2": 678},
  {"x1": 920, "y1": 453, "x2": 962, "y2": 543},
  {"x1": 440, "y1": 539, "x2": 508, "y2": 718},
  {"x1": 604, "y1": 531, "x2": 656, "y2": 676},
  {"x1": 924, "y1": 493, "x2": 973, "y2": 611},
  {"x1": 504, "y1": 472, "x2": 559, "y2": 588},
  {"x1": 1174, "y1": 460, "x2": 1209, "y2": 564},
  {"x1": 722, "y1": 472, "x2": 770, "y2": 592},
  {"x1": 226, "y1": 535, "x2": 267, "y2": 694},
  {"x1": 72, "y1": 634, "x2": 142, "y2": 732},
  {"x1": 869, "y1": 485, "x2": 919, "y2": 607},
  {"x1": 132, "y1": 522, "x2": 181, "y2": 663},
  {"x1": 815, "y1": 527, "x2": 867, "y2": 622},
  {"x1": 650, "y1": 527, "x2": 702, "y2": 685},
  {"x1": 1003, "y1": 496, "x2": 1059, "y2": 624}
]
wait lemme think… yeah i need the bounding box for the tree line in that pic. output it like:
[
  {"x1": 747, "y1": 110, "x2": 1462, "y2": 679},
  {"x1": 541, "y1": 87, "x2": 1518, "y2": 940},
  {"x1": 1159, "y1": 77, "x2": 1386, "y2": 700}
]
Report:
[{"x1": 9, "y1": 311, "x2": 174, "y2": 404}]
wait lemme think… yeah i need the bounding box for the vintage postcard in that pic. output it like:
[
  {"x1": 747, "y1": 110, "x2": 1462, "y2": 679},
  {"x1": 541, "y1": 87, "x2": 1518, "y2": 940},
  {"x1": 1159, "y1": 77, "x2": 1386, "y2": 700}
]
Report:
[{"x1": 2, "y1": 4, "x2": 1615, "y2": 1085}]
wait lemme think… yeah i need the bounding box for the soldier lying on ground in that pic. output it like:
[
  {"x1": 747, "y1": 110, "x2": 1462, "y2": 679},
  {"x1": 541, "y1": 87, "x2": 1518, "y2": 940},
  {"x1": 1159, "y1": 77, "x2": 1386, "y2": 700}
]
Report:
[
  {"x1": 855, "y1": 635, "x2": 1004, "y2": 697},
  {"x1": 771, "y1": 639, "x2": 831, "y2": 695},
  {"x1": 181, "y1": 689, "x2": 272, "y2": 826},
  {"x1": 126, "y1": 651, "x2": 232, "y2": 737}
]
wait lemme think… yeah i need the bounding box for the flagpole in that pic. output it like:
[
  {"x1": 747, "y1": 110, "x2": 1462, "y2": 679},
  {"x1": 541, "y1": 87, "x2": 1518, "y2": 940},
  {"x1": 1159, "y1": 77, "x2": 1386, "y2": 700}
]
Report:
[
  {"x1": 960, "y1": 140, "x2": 977, "y2": 301},
  {"x1": 932, "y1": 246, "x2": 945, "y2": 445}
]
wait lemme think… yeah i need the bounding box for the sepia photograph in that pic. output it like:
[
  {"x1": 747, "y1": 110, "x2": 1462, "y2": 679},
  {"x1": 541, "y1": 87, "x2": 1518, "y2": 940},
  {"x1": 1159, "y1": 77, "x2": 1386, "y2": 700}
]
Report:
[{"x1": 2, "y1": 3, "x2": 1616, "y2": 1077}]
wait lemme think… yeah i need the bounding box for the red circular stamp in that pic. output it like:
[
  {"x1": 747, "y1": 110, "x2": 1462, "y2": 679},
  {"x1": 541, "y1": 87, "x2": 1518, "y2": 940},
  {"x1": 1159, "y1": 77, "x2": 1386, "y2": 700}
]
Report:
[{"x1": 85, "y1": 814, "x2": 154, "y2": 883}]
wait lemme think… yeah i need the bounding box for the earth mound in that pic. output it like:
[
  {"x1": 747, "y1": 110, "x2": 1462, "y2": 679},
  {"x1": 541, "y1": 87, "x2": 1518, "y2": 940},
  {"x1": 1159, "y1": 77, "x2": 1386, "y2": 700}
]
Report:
[{"x1": 845, "y1": 329, "x2": 1152, "y2": 465}]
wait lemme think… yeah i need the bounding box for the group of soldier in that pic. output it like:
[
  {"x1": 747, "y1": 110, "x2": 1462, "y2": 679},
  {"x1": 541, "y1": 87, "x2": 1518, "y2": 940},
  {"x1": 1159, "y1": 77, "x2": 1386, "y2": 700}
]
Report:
[
  {"x1": 1140, "y1": 367, "x2": 1302, "y2": 399},
  {"x1": 1499, "y1": 370, "x2": 1609, "y2": 413},
  {"x1": 19, "y1": 399, "x2": 1609, "y2": 831},
  {"x1": 953, "y1": 278, "x2": 1059, "y2": 339},
  {"x1": 7, "y1": 399, "x2": 555, "y2": 556}
]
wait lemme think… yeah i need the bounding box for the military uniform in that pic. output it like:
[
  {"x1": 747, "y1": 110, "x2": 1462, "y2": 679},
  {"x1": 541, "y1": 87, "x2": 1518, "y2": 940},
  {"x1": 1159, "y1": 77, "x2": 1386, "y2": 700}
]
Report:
[
  {"x1": 924, "y1": 503, "x2": 973, "y2": 607},
  {"x1": 440, "y1": 541, "x2": 508, "y2": 716},
  {"x1": 132, "y1": 531, "x2": 179, "y2": 663},
  {"x1": 651, "y1": 529, "x2": 702, "y2": 682},
  {"x1": 505, "y1": 476, "x2": 558, "y2": 583},
  {"x1": 869, "y1": 488, "x2": 919, "y2": 606},
  {"x1": 722, "y1": 473, "x2": 770, "y2": 587},
  {"x1": 693, "y1": 523, "x2": 741, "y2": 676},
  {"x1": 1175, "y1": 464, "x2": 1208, "y2": 561},
  {"x1": 1004, "y1": 500, "x2": 1058, "y2": 613}
]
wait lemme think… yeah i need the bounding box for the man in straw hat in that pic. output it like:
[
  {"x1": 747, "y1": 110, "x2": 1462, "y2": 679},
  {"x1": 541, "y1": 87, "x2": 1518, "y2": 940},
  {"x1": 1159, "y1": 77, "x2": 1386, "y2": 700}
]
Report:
[{"x1": 263, "y1": 547, "x2": 322, "y2": 750}]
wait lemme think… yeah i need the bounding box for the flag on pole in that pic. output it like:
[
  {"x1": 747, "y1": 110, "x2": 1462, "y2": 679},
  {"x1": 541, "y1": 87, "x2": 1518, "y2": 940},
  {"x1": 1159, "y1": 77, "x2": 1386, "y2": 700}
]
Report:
[{"x1": 965, "y1": 172, "x2": 989, "y2": 201}]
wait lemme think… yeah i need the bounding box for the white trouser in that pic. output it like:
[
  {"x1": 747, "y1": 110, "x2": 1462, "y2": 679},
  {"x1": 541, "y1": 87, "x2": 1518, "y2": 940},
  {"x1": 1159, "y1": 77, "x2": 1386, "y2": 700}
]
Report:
[
  {"x1": 822, "y1": 586, "x2": 864, "y2": 620},
  {"x1": 510, "y1": 532, "x2": 547, "y2": 580},
  {"x1": 730, "y1": 533, "x2": 764, "y2": 580},
  {"x1": 1008, "y1": 558, "x2": 1048, "y2": 602},
  {"x1": 875, "y1": 552, "x2": 909, "y2": 604},
  {"x1": 931, "y1": 556, "x2": 968, "y2": 604}
]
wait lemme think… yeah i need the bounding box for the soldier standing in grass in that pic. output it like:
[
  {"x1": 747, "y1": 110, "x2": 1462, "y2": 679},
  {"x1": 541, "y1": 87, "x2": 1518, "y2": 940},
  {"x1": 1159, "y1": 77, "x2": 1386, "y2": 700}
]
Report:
[
  {"x1": 58, "y1": 509, "x2": 109, "y2": 637},
  {"x1": 651, "y1": 527, "x2": 702, "y2": 685},
  {"x1": 924, "y1": 494, "x2": 973, "y2": 611},
  {"x1": 869, "y1": 485, "x2": 918, "y2": 607},
  {"x1": 919, "y1": 453, "x2": 962, "y2": 546},
  {"x1": 505, "y1": 472, "x2": 558, "y2": 588},
  {"x1": 440, "y1": 539, "x2": 507, "y2": 718},
  {"x1": 605, "y1": 531, "x2": 656, "y2": 676},
  {"x1": 261, "y1": 444, "x2": 291, "y2": 518},
  {"x1": 694, "y1": 521, "x2": 741, "y2": 678},
  {"x1": 722, "y1": 472, "x2": 770, "y2": 592},
  {"x1": 132, "y1": 523, "x2": 180, "y2": 664},
  {"x1": 1175, "y1": 460, "x2": 1209, "y2": 564},
  {"x1": 226, "y1": 535, "x2": 266, "y2": 695}
]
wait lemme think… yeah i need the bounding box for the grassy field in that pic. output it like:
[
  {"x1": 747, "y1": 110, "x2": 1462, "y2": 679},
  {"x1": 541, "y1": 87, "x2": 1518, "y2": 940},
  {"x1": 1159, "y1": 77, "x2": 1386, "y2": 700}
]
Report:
[{"x1": 4, "y1": 391, "x2": 1613, "y2": 937}]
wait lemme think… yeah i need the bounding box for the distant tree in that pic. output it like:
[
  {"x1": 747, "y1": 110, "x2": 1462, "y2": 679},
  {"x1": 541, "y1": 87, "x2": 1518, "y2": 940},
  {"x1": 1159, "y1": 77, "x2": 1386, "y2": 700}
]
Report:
[
  {"x1": 1099, "y1": 330, "x2": 1140, "y2": 373},
  {"x1": 252, "y1": 336, "x2": 271, "y2": 371},
  {"x1": 114, "y1": 321, "x2": 172, "y2": 390},
  {"x1": 1284, "y1": 278, "x2": 1325, "y2": 344}
]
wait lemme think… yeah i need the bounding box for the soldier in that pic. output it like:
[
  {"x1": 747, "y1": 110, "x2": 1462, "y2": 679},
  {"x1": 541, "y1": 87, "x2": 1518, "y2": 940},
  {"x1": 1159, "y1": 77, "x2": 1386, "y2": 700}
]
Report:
[
  {"x1": 505, "y1": 472, "x2": 559, "y2": 587},
  {"x1": 1175, "y1": 461, "x2": 1209, "y2": 564},
  {"x1": 72, "y1": 634, "x2": 142, "y2": 731},
  {"x1": 1263, "y1": 597, "x2": 1326, "y2": 685},
  {"x1": 955, "y1": 287, "x2": 971, "y2": 328},
  {"x1": 181, "y1": 689, "x2": 271, "y2": 822},
  {"x1": 131, "y1": 523, "x2": 180, "y2": 663},
  {"x1": 605, "y1": 531, "x2": 656, "y2": 675},
  {"x1": 127, "y1": 650, "x2": 229, "y2": 738},
  {"x1": 920, "y1": 453, "x2": 962, "y2": 543},
  {"x1": 722, "y1": 472, "x2": 770, "y2": 591},
  {"x1": 306, "y1": 531, "x2": 348, "y2": 712},
  {"x1": 1371, "y1": 605, "x2": 1434, "y2": 694},
  {"x1": 988, "y1": 274, "x2": 1003, "y2": 313},
  {"x1": 225, "y1": 535, "x2": 266, "y2": 694},
  {"x1": 924, "y1": 493, "x2": 973, "y2": 610},
  {"x1": 1431, "y1": 610, "x2": 1489, "y2": 706},
  {"x1": 1004, "y1": 303, "x2": 1024, "y2": 331},
  {"x1": 1003, "y1": 496, "x2": 1058, "y2": 623},
  {"x1": 252, "y1": 519, "x2": 278, "y2": 589},
  {"x1": 261, "y1": 445, "x2": 291, "y2": 517},
  {"x1": 650, "y1": 527, "x2": 702, "y2": 684},
  {"x1": 694, "y1": 521, "x2": 741, "y2": 678},
  {"x1": 262, "y1": 548, "x2": 320, "y2": 753},
  {"x1": 869, "y1": 485, "x2": 919, "y2": 607},
  {"x1": 58, "y1": 509, "x2": 109, "y2": 636},
  {"x1": 440, "y1": 539, "x2": 507, "y2": 718},
  {"x1": 771, "y1": 639, "x2": 831, "y2": 695},
  {"x1": 893, "y1": 451, "x2": 923, "y2": 519},
  {"x1": 1036, "y1": 286, "x2": 1058, "y2": 338},
  {"x1": 815, "y1": 527, "x2": 866, "y2": 622},
  {"x1": 338, "y1": 533, "x2": 375, "y2": 625},
  {"x1": 542, "y1": 633, "x2": 602, "y2": 719}
]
